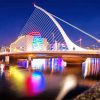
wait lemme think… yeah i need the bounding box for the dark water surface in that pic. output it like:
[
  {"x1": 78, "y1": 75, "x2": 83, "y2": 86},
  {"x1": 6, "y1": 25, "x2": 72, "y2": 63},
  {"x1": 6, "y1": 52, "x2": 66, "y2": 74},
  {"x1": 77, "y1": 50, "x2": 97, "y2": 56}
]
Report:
[{"x1": 0, "y1": 71, "x2": 91, "y2": 100}]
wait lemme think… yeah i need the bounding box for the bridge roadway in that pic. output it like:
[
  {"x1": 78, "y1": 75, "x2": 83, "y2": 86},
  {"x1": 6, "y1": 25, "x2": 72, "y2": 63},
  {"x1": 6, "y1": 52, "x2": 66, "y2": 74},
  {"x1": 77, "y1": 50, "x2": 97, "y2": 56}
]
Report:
[{"x1": 0, "y1": 50, "x2": 100, "y2": 63}]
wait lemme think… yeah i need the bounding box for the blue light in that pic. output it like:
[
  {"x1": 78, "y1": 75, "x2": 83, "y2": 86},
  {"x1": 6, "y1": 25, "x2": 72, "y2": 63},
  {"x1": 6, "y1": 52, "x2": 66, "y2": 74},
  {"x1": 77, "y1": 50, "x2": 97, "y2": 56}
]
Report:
[{"x1": 32, "y1": 71, "x2": 45, "y2": 94}]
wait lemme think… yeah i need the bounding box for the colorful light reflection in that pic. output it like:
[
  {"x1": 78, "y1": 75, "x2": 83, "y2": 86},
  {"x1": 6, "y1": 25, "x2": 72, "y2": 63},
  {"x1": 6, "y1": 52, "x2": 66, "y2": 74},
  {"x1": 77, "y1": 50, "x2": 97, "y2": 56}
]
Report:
[
  {"x1": 9, "y1": 66, "x2": 25, "y2": 94},
  {"x1": 18, "y1": 58, "x2": 66, "y2": 73},
  {"x1": 25, "y1": 71, "x2": 45, "y2": 96},
  {"x1": 82, "y1": 58, "x2": 100, "y2": 77}
]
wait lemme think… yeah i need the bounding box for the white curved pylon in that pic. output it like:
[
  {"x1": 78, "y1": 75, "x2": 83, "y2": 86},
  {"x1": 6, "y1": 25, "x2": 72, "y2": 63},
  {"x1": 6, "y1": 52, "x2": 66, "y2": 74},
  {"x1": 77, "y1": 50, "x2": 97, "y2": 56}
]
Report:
[{"x1": 34, "y1": 4, "x2": 87, "y2": 51}]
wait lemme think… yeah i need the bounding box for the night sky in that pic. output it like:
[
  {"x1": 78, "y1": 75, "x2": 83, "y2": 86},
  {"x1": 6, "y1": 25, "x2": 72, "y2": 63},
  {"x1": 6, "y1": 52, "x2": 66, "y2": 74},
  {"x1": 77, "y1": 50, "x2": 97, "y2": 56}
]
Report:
[{"x1": 0, "y1": 0, "x2": 100, "y2": 48}]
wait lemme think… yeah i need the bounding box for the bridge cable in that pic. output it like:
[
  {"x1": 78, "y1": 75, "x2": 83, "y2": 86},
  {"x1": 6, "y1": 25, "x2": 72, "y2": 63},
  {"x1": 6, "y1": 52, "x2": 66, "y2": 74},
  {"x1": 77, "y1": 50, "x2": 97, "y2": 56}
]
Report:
[
  {"x1": 20, "y1": 7, "x2": 66, "y2": 48},
  {"x1": 50, "y1": 13, "x2": 100, "y2": 43}
]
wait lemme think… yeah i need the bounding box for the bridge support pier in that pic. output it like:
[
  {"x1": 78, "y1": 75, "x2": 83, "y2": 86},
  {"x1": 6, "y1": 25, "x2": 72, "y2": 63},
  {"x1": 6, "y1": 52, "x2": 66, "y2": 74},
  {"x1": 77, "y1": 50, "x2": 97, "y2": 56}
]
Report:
[
  {"x1": 66, "y1": 63, "x2": 82, "y2": 76},
  {"x1": 2, "y1": 56, "x2": 10, "y2": 70},
  {"x1": 28, "y1": 56, "x2": 32, "y2": 72},
  {"x1": 4, "y1": 56, "x2": 19, "y2": 68},
  {"x1": 62, "y1": 56, "x2": 86, "y2": 77},
  {"x1": 5, "y1": 56, "x2": 10, "y2": 64}
]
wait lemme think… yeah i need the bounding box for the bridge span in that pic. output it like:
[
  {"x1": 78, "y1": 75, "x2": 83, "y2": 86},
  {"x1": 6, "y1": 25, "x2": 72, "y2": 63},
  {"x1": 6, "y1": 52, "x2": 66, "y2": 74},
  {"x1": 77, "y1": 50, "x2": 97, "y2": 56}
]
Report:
[{"x1": 0, "y1": 50, "x2": 100, "y2": 64}]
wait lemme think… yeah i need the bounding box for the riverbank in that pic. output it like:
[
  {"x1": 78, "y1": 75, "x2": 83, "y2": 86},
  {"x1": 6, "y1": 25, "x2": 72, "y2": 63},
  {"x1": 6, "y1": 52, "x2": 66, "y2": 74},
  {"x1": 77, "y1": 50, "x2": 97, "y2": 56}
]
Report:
[{"x1": 74, "y1": 81, "x2": 100, "y2": 100}]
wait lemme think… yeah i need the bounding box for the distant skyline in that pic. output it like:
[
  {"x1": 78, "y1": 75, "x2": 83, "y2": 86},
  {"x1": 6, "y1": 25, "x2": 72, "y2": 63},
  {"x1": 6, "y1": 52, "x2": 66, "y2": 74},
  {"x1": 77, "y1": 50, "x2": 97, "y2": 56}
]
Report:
[{"x1": 0, "y1": 0, "x2": 100, "y2": 48}]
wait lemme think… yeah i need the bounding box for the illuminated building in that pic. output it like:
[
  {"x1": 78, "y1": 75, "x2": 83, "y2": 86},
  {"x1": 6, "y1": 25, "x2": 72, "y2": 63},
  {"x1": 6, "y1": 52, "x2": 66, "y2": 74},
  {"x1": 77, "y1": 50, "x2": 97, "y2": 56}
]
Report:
[
  {"x1": 0, "y1": 46, "x2": 10, "y2": 52},
  {"x1": 10, "y1": 35, "x2": 33, "y2": 52},
  {"x1": 10, "y1": 31, "x2": 68, "y2": 52},
  {"x1": 32, "y1": 36, "x2": 48, "y2": 51},
  {"x1": 10, "y1": 32, "x2": 48, "y2": 52},
  {"x1": 59, "y1": 42, "x2": 68, "y2": 51},
  {"x1": 49, "y1": 41, "x2": 68, "y2": 51}
]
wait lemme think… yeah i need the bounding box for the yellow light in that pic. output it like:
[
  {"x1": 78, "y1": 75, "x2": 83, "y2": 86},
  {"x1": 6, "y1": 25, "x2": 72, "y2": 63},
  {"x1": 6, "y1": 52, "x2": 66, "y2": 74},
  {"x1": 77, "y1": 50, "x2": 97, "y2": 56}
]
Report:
[{"x1": 9, "y1": 66, "x2": 25, "y2": 95}]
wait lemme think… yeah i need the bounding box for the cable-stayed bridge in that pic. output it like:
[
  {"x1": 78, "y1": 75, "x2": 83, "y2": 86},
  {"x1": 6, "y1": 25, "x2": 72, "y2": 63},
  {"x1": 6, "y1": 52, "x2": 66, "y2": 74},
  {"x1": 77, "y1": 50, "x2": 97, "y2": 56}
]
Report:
[
  {"x1": 19, "y1": 4, "x2": 100, "y2": 51},
  {"x1": 0, "y1": 4, "x2": 100, "y2": 68}
]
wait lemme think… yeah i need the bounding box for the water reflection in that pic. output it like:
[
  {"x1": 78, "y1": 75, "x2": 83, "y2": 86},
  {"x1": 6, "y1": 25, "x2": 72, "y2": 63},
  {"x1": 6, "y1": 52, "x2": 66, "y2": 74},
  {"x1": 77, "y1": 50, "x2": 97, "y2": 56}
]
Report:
[
  {"x1": 17, "y1": 58, "x2": 66, "y2": 73},
  {"x1": 56, "y1": 75, "x2": 77, "y2": 100},
  {"x1": 0, "y1": 62, "x2": 96, "y2": 100},
  {"x1": 82, "y1": 58, "x2": 100, "y2": 78},
  {"x1": 26, "y1": 71, "x2": 45, "y2": 96},
  {"x1": 0, "y1": 63, "x2": 5, "y2": 76},
  {"x1": 9, "y1": 67, "x2": 25, "y2": 95},
  {"x1": 0, "y1": 57, "x2": 99, "y2": 99},
  {"x1": 0, "y1": 66, "x2": 46, "y2": 98}
]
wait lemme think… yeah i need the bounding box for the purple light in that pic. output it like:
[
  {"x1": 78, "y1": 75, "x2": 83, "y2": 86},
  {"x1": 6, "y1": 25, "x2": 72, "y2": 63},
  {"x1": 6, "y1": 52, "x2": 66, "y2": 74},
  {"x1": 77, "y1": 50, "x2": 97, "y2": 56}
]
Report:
[{"x1": 25, "y1": 71, "x2": 45, "y2": 96}]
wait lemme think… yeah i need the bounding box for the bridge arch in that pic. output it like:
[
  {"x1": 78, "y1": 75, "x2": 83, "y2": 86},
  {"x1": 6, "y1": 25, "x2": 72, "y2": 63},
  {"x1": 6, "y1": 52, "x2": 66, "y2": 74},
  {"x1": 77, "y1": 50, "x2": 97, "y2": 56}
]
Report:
[{"x1": 34, "y1": 4, "x2": 87, "y2": 51}]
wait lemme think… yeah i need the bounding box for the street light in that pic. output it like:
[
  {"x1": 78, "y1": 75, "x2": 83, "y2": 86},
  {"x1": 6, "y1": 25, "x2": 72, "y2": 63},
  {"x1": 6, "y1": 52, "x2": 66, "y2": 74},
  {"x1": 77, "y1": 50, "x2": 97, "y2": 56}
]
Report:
[
  {"x1": 52, "y1": 32, "x2": 55, "y2": 44},
  {"x1": 76, "y1": 38, "x2": 82, "y2": 47},
  {"x1": 79, "y1": 38, "x2": 82, "y2": 47},
  {"x1": 52, "y1": 32, "x2": 55, "y2": 50}
]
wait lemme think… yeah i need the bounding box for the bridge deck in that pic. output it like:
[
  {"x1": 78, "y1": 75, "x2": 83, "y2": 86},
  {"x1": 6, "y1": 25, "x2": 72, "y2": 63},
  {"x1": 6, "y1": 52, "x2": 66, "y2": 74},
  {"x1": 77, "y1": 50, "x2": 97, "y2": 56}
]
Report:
[{"x1": 0, "y1": 51, "x2": 100, "y2": 59}]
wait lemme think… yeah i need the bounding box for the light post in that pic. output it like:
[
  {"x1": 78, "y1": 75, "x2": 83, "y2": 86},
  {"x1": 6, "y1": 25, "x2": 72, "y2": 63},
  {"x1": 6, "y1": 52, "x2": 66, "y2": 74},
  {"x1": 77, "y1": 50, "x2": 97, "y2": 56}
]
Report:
[
  {"x1": 52, "y1": 33, "x2": 55, "y2": 50},
  {"x1": 79, "y1": 38, "x2": 82, "y2": 47},
  {"x1": 76, "y1": 38, "x2": 82, "y2": 47}
]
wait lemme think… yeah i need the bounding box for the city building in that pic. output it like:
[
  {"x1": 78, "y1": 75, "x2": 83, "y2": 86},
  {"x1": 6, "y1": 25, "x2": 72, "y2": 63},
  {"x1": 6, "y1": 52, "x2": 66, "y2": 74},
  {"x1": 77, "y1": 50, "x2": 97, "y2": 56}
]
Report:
[
  {"x1": 10, "y1": 32, "x2": 48, "y2": 52},
  {"x1": 0, "y1": 46, "x2": 10, "y2": 52},
  {"x1": 49, "y1": 41, "x2": 68, "y2": 51}
]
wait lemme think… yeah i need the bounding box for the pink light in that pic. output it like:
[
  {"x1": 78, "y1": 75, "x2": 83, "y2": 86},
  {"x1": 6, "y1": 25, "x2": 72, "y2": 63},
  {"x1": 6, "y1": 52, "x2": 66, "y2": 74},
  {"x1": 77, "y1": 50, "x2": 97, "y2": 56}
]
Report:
[
  {"x1": 28, "y1": 32, "x2": 41, "y2": 36},
  {"x1": 25, "y1": 71, "x2": 45, "y2": 96}
]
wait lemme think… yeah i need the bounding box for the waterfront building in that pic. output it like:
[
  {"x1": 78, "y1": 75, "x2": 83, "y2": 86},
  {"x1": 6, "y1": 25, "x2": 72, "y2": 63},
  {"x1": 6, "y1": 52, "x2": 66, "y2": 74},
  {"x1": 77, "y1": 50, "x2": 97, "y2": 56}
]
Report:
[{"x1": 10, "y1": 32, "x2": 48, "y2": 52}]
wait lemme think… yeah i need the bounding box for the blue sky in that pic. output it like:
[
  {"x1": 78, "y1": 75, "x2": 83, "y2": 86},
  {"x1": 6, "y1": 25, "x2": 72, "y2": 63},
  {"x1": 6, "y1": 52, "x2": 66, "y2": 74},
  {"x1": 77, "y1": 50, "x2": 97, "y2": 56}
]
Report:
[{"x1": 0, "y1": 0, "x2": 100, "y2": 48}]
